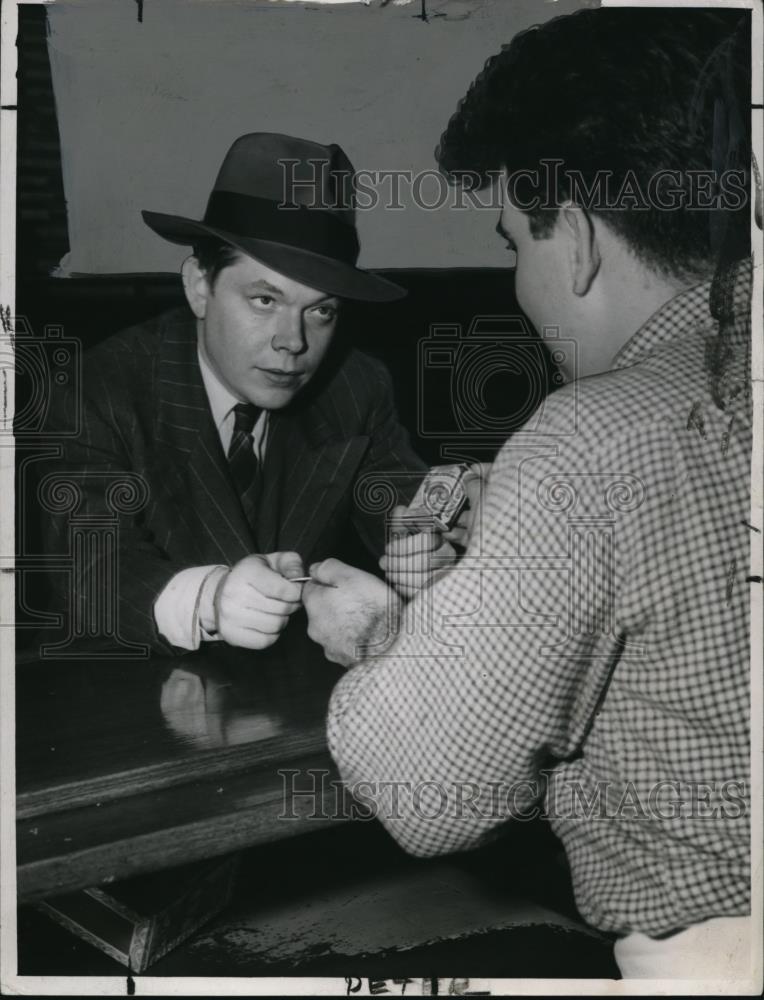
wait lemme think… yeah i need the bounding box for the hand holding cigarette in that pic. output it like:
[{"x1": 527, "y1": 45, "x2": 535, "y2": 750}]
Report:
[{"x1": 212, "y1": 551, "x2": 306, "y2": 649}]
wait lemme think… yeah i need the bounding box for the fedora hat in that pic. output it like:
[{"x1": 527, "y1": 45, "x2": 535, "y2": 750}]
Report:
[{"x1": 143, "y1": 132, "x2": 405, "y2": 302}]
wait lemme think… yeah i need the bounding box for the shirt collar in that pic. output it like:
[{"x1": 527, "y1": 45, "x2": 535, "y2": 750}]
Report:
[
  {"x1": 197, "y1": 346, "x2": 242, "y2": 431},
  {"x1": 612, "y1": 276, "x2": 714, "y2": 370}
]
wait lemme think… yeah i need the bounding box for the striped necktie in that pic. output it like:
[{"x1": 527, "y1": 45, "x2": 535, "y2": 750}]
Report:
[{"x1": 227, "y1": 402, "x2": 262, "y2": 531}]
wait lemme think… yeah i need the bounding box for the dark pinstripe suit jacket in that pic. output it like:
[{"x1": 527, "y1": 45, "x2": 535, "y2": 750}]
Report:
[{"x1": 44, "y1": 308, "x2": 427, "y2": 654}]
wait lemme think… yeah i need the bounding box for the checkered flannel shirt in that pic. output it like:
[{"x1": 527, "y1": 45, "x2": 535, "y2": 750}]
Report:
[{"x1": 328, "y1": 257, "x2": 753, "y2": 937}]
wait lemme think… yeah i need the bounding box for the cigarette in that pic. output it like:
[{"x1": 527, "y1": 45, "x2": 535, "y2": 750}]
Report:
[{"x1": 288, "y1": 575, "x2": 338, "y2": 589}]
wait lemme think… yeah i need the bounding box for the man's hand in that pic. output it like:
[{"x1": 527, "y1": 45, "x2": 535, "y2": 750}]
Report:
[
  {"x1": 303, "y1": 558, "x2": 398, "y2": 667},
  {"x1": 380, "y1": 507, "x2": 457, "y2": 598},
  {"x1": 212, "y1": 551, "x2": 305, "y2": 649},
  {"x1": 381, "y1": 463, "x2": 491, "y2": 598},
  {"x1": 443, "y1": 462, "x2": 491, "y2": 549}
]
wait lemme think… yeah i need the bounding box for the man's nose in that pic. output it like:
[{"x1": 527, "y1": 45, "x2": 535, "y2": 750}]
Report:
[{"x1": 271, "y1": 311, "x2": 306, "y2": 354}]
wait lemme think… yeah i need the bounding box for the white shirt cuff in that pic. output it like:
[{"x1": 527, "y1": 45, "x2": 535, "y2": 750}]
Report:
[{"x1": 154, "y1": 565, "x2": 228, "y2": 650}]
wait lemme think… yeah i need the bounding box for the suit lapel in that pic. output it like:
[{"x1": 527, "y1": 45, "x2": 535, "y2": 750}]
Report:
[
  {"x1": 154, "y1": 311, "x2": 255, "y2": 565},
  {"x1": 258, "y1": 407, "x2": 368, "y2": 560}
]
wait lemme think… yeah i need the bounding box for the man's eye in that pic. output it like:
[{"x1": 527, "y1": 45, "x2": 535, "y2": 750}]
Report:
[
  {"x1": 311, "y1": 305, "x2": 337, "y2": 323},
  {"x1": 251, "y1": 295, "x2": 275, "y2": 307}
]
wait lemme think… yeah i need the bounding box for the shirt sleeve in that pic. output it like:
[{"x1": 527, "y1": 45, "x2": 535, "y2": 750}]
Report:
[
  {"x1": 154, "y1": 565, "x2": 228, "y2": 650},
  {"x1": 327, "y1": 423, "x2": 645, "y2": 857}
]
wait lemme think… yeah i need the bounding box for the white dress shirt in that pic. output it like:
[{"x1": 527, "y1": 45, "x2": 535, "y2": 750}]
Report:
[{"x1": 153, "y1": 348, "x2": 269, "y2": 650}]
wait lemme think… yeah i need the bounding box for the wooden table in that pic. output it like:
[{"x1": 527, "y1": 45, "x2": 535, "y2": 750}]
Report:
[
  {"x1": 15, "y1": 631, "x2": 620, "y2": 980},
  {"x1": 16, "y1": 624, "x2": 346, "y2": 901}
]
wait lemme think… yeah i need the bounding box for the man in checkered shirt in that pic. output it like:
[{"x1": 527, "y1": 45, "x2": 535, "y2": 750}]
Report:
[{"x1": 303, "y1": 8, "x2": 757, "y2": 980}]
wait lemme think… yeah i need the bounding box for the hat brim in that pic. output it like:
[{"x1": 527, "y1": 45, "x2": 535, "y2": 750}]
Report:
[{"x1": 142, "y1": 210, "x2": 406, "y2": 303}]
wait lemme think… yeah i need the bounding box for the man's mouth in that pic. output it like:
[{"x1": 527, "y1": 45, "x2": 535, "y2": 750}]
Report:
[{"x1": 257, "y1": 367, "x2": 304, "y2": 386}]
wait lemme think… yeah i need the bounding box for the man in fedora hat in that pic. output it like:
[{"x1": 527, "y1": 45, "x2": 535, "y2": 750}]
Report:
[{"x1": 42, "y1": 132, "x2": 458, "y2": 654}]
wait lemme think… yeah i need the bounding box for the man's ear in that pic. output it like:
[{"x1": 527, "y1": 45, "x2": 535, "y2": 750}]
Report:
[
  {"x1": 561, "y1": 204, "x2": 601, "y2": 297},
  {"x1": 181, "y1": 255, "x2": 210, "y2": 319}
]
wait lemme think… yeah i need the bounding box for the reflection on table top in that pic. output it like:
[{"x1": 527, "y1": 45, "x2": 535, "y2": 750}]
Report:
[{"x1": 16, "y1": 623, "x2": 346, "y2": 900}]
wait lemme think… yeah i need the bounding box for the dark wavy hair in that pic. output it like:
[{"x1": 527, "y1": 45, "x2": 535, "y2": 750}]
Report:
[
  {"x1": 436, "y1": 8, "x2": 751, "y2": 280},
  {"x1": 192, "y1": 239, "x2": 242, "y2": 288}
]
